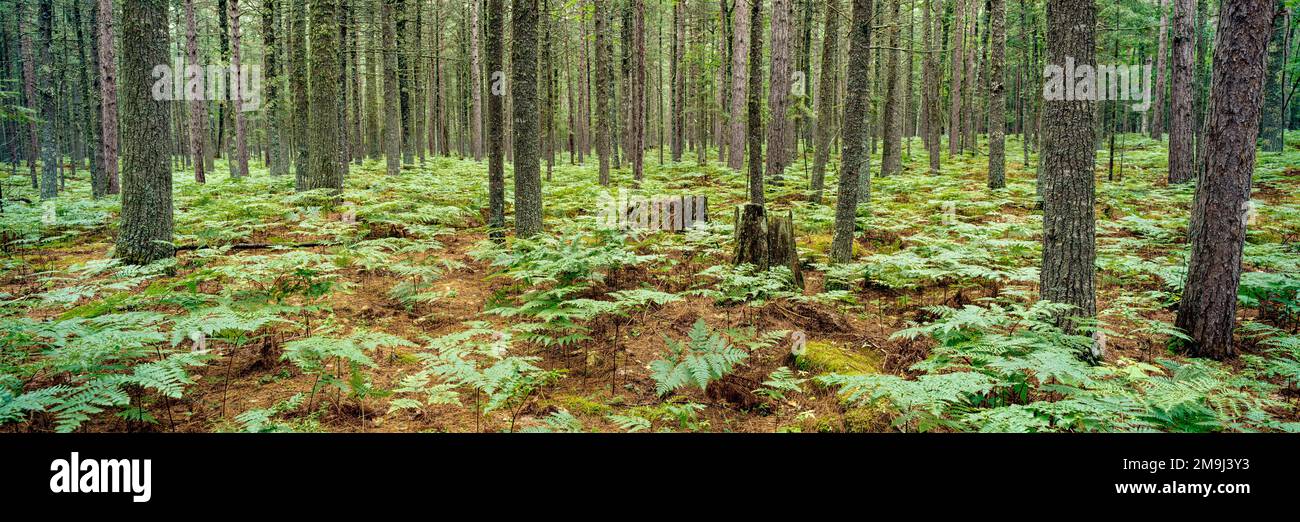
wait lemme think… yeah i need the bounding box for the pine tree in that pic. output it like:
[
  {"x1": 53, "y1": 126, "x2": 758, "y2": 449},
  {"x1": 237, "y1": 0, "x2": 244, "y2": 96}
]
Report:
[
  {"x1": 513, "y1": 0, "x2": 543, "y2": 238},
  {"x1": 830, "y1": 0, "x2": 874, "y2": 263},
  {"x1": 303, "y1": 0, "x2": 344, "y2": 192}
]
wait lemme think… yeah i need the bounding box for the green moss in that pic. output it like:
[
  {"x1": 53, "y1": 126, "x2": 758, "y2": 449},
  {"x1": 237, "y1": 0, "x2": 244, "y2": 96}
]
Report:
[
  {"x1": 544, "y1": 394, "x2": 612, "y2": 416},
  {"x1": 59, "y1": 291, "x2": 130, "y2": 319},
  {"x1": 842, "y1": 405, "x2": 894, "y2": 433},
  {"x1": 797, "y1": 340, "x2": 880, "y2": 375}
]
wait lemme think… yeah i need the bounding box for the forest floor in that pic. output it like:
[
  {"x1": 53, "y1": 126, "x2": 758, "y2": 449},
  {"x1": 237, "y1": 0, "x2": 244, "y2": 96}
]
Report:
[{"x1": 2, "y1": 134, "x2": 1299, "y2": 433}]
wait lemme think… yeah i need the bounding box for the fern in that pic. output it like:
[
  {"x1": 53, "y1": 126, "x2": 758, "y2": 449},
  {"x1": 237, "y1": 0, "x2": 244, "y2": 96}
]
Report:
[{"x1": 649, "y1": 319, "x2": 748, "y2": 396}]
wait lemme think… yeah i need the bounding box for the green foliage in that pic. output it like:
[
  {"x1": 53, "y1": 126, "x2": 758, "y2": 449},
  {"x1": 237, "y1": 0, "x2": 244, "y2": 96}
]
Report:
[{"x1": 649, "y1": 319, "x2": 748, "y2": 396}]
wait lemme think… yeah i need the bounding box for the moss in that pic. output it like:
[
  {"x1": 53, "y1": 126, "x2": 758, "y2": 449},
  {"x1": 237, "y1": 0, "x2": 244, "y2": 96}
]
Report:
[
  {"x1": 59, "y1": 291, "x2": 130, "y2": 319},
  {"x1": 842, "y1": 405, "x2": 894, "y2": 433},
  {"x1": 544, "y1": 394, "x2": 612, "y2": 416},
  {"x1": 797, "y1": 340, "x2": 880, "y2": 375}
]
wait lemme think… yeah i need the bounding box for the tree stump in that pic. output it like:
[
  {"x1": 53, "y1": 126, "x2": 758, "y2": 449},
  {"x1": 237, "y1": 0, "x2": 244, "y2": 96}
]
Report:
[
  {"x1": 767, "y1": 209, "x2": 805, "y2": 289},
  {"x1": 733, "y1": 203, "x2": 769, "y2": 269}
]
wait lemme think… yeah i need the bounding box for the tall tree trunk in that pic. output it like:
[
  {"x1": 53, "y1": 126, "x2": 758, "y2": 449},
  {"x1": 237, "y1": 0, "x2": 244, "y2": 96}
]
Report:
[
  {"x1": 949, "y1": 0, "x2": 967, "y2": 156},
  {"x1": 1150, "y1": 0, "x2": 1170, "y2": 139},
  {"x1": 116, "y1": 0, "x2": 173, "y2": 265},
  {"x1": 923, "y1": 0, "x2": 941, "y2": 174},
  {"x1": 766, "y1": 0, "x2": 795, "y2": 180},
  {"x1": 811, "y1": 0, "x2": 840, "y2": 203},
  {"x1": 1168, "y1": 0, "x2": 1195, "y2": 183},
  {"x1": 290, "y1": 0, "x2": 310, "y2": 185},
  {"x1": 303, "y1": 0, "x2": 343, "y2": 192},
  {"x1": 382, "y1": 0, "x2": 401, "y2": 176},
  {"x1": 1040, "y1": 0, "x2": 1097, "y2": 338},
  {"x1": 229, "y1": 0, "x2": 249, "y2": 178},
  {"x1": 594, "y1": 0, "x2": 613, "y2": 186},
  {"x1": 185, "y1": 0, "x2": 206, "y2": 182},
  {"x1": 671, "y1": 1, "x2": 686, "y2": 162},
  {"x1": 513, "y1": 0, "x2": 543, "y2": 238},
  {"x1": 264, "y1": 0, "x2": 288, "y2": 176},
  {"x1": 97, "y1": 0, "x2": 119, "y2": 194},
  {"x1": 36, "y1": 0, "x2": 57, "y2": 200},
  {"x1": 1176, "y1": 0, "x2": 1277, "y2": 359},
  {"x1": 830, "y1": 0, "x2": 874, "y2": 263},
  {"x1": 77, "y1": 0, "x2": 107, "y2": 197},
  {"x1": 368, "y1": 0, "x2": 382, "y2": 159},
  {"x1": 631, "y1": 0, "x2": 647, "y2": 182},
  {"x1": 487, "y1": 0, "x2": 505, "y2": 238},
  {"x1": 727, "y1": 0, "x2": 750, "y2": 171},
  {"x1": 745, "y1": 0, "x2": 764, "y2": 204},
  {"x1": 19, "y1": 0, "x2": 38, "y2": 188},
  {"x1": 1259, "y1": 2, "x2": 1287, "y2": 152},
  {"x1": 879, "y1": 0, "x2": 903, "y2": 176},
  {"x1": 468, "y1": 0, "x2": 483, "y2": 159},
  {"x1": 987, "y1": 0, "x2": 1006, "y2": 189}
]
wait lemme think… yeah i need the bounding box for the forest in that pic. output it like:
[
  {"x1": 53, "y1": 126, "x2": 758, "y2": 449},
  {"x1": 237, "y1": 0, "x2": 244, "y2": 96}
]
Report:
[{"x1": 0, "y1": 0, "x2": 1297, "y2": 435}]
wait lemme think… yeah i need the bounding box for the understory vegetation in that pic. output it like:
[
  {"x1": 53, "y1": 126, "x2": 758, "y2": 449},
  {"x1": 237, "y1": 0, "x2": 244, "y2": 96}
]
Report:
[{"x1": 2, "y1": 133, "x2": 1299, "y2": 433}]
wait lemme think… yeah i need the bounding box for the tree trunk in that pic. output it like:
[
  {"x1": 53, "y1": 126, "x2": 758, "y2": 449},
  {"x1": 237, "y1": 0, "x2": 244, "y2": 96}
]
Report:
[
  {"x1": 811, "y1": 0, "x2": 840, "y2": 203},
  {"x1": 1168, "y1": 0, "x2": 1195, "y2": 183},
  {"x1": 303, "y1": 0, "x2": 343, "y2": 192},
  {"x1": 185, "y1": 0, "x2": 206, "y2": 183},
  {"x1": 486, "y1": 0, "x2": 505, "y2": 238},
  {"x1": 36, "y1": 0, "x2": 57, "y2": 200},
  {"x1": 229, "y1": 0, "x2": 249, "y2": 178},
  {"x1": 727, "y1": 0, "x2": 751, "y2": 171},
  {"x1": 1176, "y1": 0, "x2": 1277, "y2": 359},
  {"x1": 745, "y1": 0, "x2": 764, "y2": 204},
  {"x1": 513, "y1": 0, "x2": 543, "y2": 238},
  {"x1": 1259, "y1": 2, "x2": 1287, "y2": 152},
  {"x1": 382, "y1": 0, "x2": 401, "y2": 176},
  {"x1": 469, "y1": 0, "x2": 483, "y2": 160},
  {"x1": 923, "y1": 0, "x2": 941, "y2": 174},
  {"x1": 768, "y1": 209, "x2": 804, "y2": 289},
  {"x1": 733, "y1": 203, "x2": 769, "y2": 268},
  {"x1": 594, "y1": 0, "x2": 613, "y2": 186},
  {"x1": 949, "y1": 0, "x2": 966, "y2": 156},
  {"x1": 290, "y1": 0, "x2": 310, "y2": 185},
  {"x1": 1150, "y1": 0, "x2": 1171, "y2": 139},
  {"x1": 631, "y1": 0, "x2": 646, "y2": 183},
  {"x1": 879, "y1": 0, "x2": 903, "y2": 177},
  {"x1": 1040, "y1": 0, "x2": 1097, "y2": 336},
  {"x1": 830, "y1": 0, "x2": 874, "y2": 263},
  {"x1": 97, "y1": 0, "x2": 119, "y2": 194},
  {"x1": 766, "y1": 0, "x2": 795, "y2": 180},
  {"x1": 116, "y1": 0, "x2": 173, "y2": 265},
  {"x1": 987, "y1": 0, "x2": 1006, "y2": 189}
]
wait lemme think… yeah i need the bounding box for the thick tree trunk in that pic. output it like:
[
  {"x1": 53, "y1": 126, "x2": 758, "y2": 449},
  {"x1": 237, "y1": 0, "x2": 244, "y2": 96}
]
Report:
[
  {"x1": 1176, "y1": 0, "x2": 1277, "y2": 359},
  {"x1": 76, "y1": 0, "x2": 107, "y2": 197},
  {"x1": 487, "y1": 0, "x2": 505, "y2": 238},
  {"x1": 1040, "y1": 0, "x2": 1098, "y2": 336},
  {"x1": 829, "y1": 0, "x2": 874, "y2": 263},
  {"x1": 727, "y1": 0, "x2": 751, "y2": 171},
  {"x1": 811, "y1": 0, "x2": 840, "y2": 203},
  {"x1": 513, "y1": 0, "x2": 543, "y2": 238},
  {"x1": 987, "y1": 0, "x2": 1006, "y2": 189},
  {"x1": 733, "y1": 203, "x2": 769, "y2": 268},
  {"x1": 1168, "y1": 0, "x2": 1195, "y2": 183},
  {"x1": 97, "y1": 0, "x2": 119, "y2": 194},
  {"x1": 264, "y1": 0, "x2": 287, "y2": 177},
  {"x1": 116, "y1": 0, "x2": 174, "y2": 265},
  {"x1": 303, "y1": 0, "x2": 343, "y2": 192}
]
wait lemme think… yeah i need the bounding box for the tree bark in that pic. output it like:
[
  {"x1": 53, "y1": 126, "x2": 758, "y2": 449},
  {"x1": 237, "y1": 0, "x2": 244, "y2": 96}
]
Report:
[
  {"x1": 745, "y1": 0, "x2": 764, "y2": 204},
  {"x1": 1168, "y1": 0, "x2": 1196, "y2": 183},
  {"x1": 97, "y1": 0, "x2": 119, "y2": 194},
  {"x1": 766, "y1": 0, "x2": 795, "y2": 180},
  {"x1": 303, "y1": 0, "x2": 343, "y2": 192},
  {"x1": 594, "y1": 0, "x2": 613, "y2": 186},
  {"x1": 1259, "y1": 2, "x2": 1287, "y2": 152},
  {"x1": 811, "y1": 0, "x2": 840, "y2": 203},
  {"x1": 469, "y1": 0, "x2": 484, "y2": 160},
  {"x1": 1040, "y1": 0, "x2": 1097, "y2": 335},
  {"x1": 290, "y1": 0, "x2": 310, "y2": 185},
  {"x1": 513, "y1": 0, "x2": 543, "y2": 238},
  {"x1": 185, "y1": 0, "x2": 206, "y2": 183},
  {"x1": 382, "y1": 0, "x2": 401, "y2": 176},
  {"x1": 879, "y1": 0, "x2": 903, "y2": 177},
  {"x1": 228, "y1": 0, "x2": 249, "y2": 178},
  {"x1": 830, "y1": 0, "x2": 874, "y2": 263},
  {"x1": 949, "y1": 0, "x2": 967, "y2": 156},
  {"x1": 487, "y1": 0, "x2": 505, "y2": 239},
  {"x1": 1176, "y1": 0, "x2": 1277, "y2": 359},
  {"x1": 1150, "y1": 0, "x2": 1171, "y2": 139},
  {"x1": 987, "y1": 0, "x2": 1007, "y2": 189},
  {"x1": 116, "y1": 0, "x2": 173, "y2": 265},
  {"x1": 727, "y1": 0, "x2": 751, "y2": 171},
  {"x1": 36, "y1": 0, "x2": 57, "y2": 200}
]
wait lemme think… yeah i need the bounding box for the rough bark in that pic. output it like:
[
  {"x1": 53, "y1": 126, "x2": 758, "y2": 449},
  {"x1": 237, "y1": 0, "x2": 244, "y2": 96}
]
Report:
[
  {"x1": 303, "y1": 0, "x2": 343, "y2": 192},
  {"x1": 987, "y1": 0, "x2": 1006, "y2": 189},
  {"x1": 290, "y1": 0, "x2": 310, "y2": 185},
  {"x1": 1150, "y1": 0, "x2": 1170, "y2": 139},
  {"x1": 829, "y1": 0, "x2": 873, "y2": 263},
  {"x1": 228, "y1": 0, "x2": 249, "y2": 178},
  {"x1": 727, "y1": 0, "x2": 751, "y2": 171},
  {"x1": 264, "y1": 0, "x2": 287, "y2": 176},
  {"x1": 183, "y1": 0, "x2": 205, "y2": 183},
  {"x1": 630, "y1": 0, "x2": 646, "y2": 182},
  {"x1": 1040, "y1": 0, "x2": 1098, "y2": 336},
  {"x1": 766, "y1": 0, "x2": 795, "y2": 180},
  {"x1": 923, "y1": 0, "x2": 941, "y2": 174},
  {"x1": 949, "y1": 0, "x2": 967, "y2": 156},
  {"x1": 733, "y1": 203, "x2": 769, "y2": 268},
  {"x1": 19, "y1": 0, "x2": 38, "y2": 188},
  {"x1": 745, "y1": 0, "x2": 764, "y2": 204},
  {"x1": 1168, "y1": 0, "x2": 1195, "y2": 183},
  {"x1": 486, "y1": 0, "x2": 505, "y2": 238},
  {"x1": 1176, "y1": 0, "x2": 1277, "y2": 359},
  {"x1": 469, "y1": 0, "x2": 483, "y2": 160},
  {"x1": 116, "y1": 0, "x2": 174, "y2": 265},
  {"x1": 513, "y1": 0, "x2": 543, "y2": 238},
  {"x1": 879, "y1": 0, "x2": 903, "y2": 177},
  {"x1": 36, "y1": 0, "x2": 57, "y2": 199},
  {"x1": 1259, "y1": 3, "x2": 1287, "y2": 152},
  {"x1": 594, "y1": 0, "x2": 613, "y2": 186},
  {"x1": 97, "y1": 0, "x2": 119, "y2": 194},
  {"x1": 382, "y1": 0, "x2": 401, "y2": 176}
]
